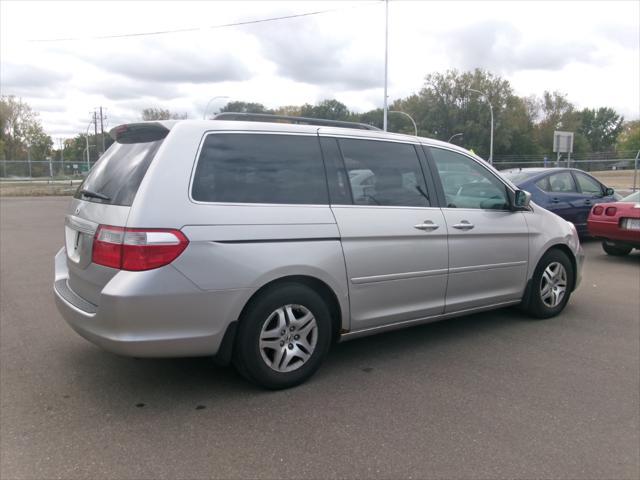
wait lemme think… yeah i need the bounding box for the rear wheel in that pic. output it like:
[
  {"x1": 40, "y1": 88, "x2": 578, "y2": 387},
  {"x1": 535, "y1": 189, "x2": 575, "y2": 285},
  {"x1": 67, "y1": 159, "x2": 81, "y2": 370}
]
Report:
[
  {"x1": 233, "y1": 283, "x2": 332, "y2": 389},
  {"x1": 602, "y1": 240, "x2": 632, "y2": 256},
  {"x1": 523, "y1": 249, "x2": 574, "y2": 319}
]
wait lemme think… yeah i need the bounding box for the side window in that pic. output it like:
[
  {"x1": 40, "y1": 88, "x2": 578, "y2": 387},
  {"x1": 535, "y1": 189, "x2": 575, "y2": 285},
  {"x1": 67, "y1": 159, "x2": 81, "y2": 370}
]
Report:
[
  {"x1": 535, "y1": 177, "x2": 550, "y2": 192},
  {"x1": 192, "y1": 134, "x2": 328, "y2": 205},
  {"x1": 548, "y1": 172, "x2": 577, "y2": 193},
  {"x1": 319, "y1": 137, "x2": 351, "y2": 204},
  {"x1": 428, "y1": 147, "x2": 509, "y2": 210},
  {"x1": 337, "y1": 138, "x2": 430, "y2": 207},
  {"x1": 574, "y1": 172, "x2": 602, "y2": 195}
]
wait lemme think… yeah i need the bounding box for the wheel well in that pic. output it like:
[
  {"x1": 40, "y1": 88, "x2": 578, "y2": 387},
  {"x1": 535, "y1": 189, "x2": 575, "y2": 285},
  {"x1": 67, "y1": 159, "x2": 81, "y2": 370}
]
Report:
[
  {"x1": 544, "y1": 244, "x2": 578, "y2": 292},
  {"x1": 239, "y1": 275, "x2": 343, "y2": 341}
]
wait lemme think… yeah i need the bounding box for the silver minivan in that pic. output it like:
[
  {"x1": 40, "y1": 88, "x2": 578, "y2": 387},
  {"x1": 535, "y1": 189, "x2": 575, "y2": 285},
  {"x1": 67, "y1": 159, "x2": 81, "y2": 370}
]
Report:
[{"x1": 54, "y1": 114, "x2": 584, "y2": 389}]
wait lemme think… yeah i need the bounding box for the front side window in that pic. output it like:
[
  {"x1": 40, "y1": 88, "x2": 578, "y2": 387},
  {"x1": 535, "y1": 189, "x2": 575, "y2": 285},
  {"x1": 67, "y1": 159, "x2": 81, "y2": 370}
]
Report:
[
  {"x1": 429, "y1": 147, "x2": 509, "y2": 210},
  {"x1": 574, "y1": 172, "x2": 602, "y2": 195},
  {"x1": 192, "y1": 134, "x2": 328, "y2": 204},
  {"x1": 547, "y1": 172, "x2": 577, "y2": 193},
  {"x1": 338, "y1": 138, "x2": 430, "y2": 207}
]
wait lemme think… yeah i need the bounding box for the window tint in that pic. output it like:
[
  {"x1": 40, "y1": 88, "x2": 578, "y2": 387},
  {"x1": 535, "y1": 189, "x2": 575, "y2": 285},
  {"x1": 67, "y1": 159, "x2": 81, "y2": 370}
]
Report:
[
  {"x1": 192, "y1": 134, "x2": 328, "y2": 205},
  {"x1": 338, "y1": 139, "x2": 429, "y2": 207},
  {"x1": 547, "y1": 172, "x2": 577, "y2": 193},
  {"x1": 429, "y1": 148, "x2": 509, "y2": 210},
  {"x1": 75, "y1": 139, "x2": 164, "y2": 206},
  {"x1": 574, "y1": 172, "x2": 602, "y2": 195}
]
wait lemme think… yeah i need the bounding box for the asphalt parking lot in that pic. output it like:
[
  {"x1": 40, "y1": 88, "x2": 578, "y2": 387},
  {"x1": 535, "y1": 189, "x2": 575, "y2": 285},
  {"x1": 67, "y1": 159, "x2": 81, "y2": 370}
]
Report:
[{"x1": 1, "y1": 197, "x2": 639, "y2": 480}]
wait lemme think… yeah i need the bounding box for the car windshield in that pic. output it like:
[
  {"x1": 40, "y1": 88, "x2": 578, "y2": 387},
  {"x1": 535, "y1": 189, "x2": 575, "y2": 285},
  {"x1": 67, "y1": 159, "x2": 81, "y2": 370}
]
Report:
[
  {"x1": 500, "y1": 170, "x2": 542, "y2": 184},
  {"x1": 621, "y1": 191, "x2": 639, "y2": 202}
]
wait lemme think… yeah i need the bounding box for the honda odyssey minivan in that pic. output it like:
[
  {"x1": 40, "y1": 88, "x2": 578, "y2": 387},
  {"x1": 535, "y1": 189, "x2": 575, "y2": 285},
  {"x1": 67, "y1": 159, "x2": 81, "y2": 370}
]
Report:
[{"x1": 54, "y1": 114, "x2": 584, "y2": 389}]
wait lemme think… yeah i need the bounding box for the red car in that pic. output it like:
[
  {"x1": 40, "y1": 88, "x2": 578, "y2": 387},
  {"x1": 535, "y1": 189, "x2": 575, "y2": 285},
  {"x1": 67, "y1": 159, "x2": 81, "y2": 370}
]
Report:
[{"x1": 587, "y1": 191, "x2": 640, "y2": 256}]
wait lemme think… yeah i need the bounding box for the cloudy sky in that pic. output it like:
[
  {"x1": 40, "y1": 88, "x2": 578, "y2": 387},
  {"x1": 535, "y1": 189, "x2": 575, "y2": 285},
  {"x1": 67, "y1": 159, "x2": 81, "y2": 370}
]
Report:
[{"x1": 1, "y1": 0, "x2": 638, "y2": 139}]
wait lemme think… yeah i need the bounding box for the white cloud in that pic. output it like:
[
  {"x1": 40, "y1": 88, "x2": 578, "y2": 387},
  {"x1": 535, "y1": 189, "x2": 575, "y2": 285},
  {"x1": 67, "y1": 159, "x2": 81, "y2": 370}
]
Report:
[{"x1": 1, "y1": 0, "x2": 638, "y2": 138}]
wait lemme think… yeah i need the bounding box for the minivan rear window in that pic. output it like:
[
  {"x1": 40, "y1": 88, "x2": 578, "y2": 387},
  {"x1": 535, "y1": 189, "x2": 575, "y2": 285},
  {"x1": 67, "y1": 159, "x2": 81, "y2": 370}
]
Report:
[
  {"x1": 192, "y1": 133, "x2": 328, "y2": 205},
  {"x1": 75, "y1": 139, "x2": 164, "y2": 206}
]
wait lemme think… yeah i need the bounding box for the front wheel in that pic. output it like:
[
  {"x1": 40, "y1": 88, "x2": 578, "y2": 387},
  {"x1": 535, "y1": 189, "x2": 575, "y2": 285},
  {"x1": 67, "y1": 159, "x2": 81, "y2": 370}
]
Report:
[
  {"x1": 233, "y1": 283, "x2": 332, "y2": 389},
  {"x1": 602, "y1": 240, "x2": 632, "y2": 256},
  {"x1": 523, "y1": 249, "x2": 574, "y2": 319}
]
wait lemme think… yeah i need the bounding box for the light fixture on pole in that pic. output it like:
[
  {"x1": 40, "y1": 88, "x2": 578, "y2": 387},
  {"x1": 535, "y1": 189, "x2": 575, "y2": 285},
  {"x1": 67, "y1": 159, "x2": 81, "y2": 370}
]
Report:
[
  {"x1": 468, "y1": 88, "x2": 494, "y2": 164},
  {"x1": 448, "y1": 132, "x2": 463, "y2": 143},
  {"x1": 203, "y1": 96, "x2": 230, "y2": 120},
  {"x1": 389, "y1": 110, "x2": 417, "y2": 136}
]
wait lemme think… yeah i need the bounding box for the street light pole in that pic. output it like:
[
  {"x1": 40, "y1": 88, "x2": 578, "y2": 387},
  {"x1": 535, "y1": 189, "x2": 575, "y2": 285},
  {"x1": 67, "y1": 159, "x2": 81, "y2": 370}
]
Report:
[
  {"x1": 389, "y1": 110, "x2": 417, "y2": 136},
  {"x1": 448, "y1": 132, "x2": 463, "y2": 143},
  {"x1": 85, "y1": 120, "x2": 92, "y2": 172},
  {"x1": 383, "y1": 0, "x2": 389, "y2": 131},
  {"x1": 202, "y1": 96, "x2": 230, "y2": 120},
  {"x1": 469, "y1": 88, "x2": 494, "y2": 164}
]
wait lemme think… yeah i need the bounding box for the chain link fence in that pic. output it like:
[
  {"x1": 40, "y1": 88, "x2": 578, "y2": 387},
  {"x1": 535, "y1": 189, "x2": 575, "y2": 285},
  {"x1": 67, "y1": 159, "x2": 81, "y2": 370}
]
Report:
[{"x1": 0, "y1": 160, "x2": 97, "y2": 179}]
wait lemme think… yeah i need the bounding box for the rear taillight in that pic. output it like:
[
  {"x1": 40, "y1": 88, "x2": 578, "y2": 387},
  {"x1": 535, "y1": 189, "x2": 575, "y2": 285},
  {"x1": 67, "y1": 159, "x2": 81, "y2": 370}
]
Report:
[
  {"x1": 605, "y1": 207, "x2": 617, "y2": 216},
  {"x1": 92, "y1": 225, "x2": 189, "y2": 271},
  {"x1": 592, "y1": 206, "x2": 604, "y2": 215}
]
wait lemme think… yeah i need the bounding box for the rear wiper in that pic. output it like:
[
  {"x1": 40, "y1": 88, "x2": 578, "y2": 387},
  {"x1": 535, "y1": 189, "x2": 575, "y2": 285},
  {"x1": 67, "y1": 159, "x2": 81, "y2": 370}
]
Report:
[{"x1": 80, "y1": 188, "x2": 110, "y2": 201}]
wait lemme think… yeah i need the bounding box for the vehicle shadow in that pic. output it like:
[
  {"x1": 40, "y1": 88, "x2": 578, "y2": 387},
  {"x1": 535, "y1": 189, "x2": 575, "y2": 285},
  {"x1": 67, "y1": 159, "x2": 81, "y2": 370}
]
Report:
[{"x1": 63, "y1": 306, "x2": 532, "y2": 412}]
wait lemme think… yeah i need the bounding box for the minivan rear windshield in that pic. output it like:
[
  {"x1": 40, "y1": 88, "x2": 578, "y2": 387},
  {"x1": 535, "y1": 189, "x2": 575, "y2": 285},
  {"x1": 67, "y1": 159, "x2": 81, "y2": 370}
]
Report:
[{"x1": 74, "y1": 138, "x2": 164, "y2": 206}]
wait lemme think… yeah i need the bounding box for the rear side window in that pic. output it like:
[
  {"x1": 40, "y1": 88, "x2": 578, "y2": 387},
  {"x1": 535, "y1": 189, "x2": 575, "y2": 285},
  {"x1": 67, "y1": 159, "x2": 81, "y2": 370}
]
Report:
[
  {"x1": 75, "y1": 139, "x2": 164, "y2": 206},
  {"x1": 547, "y1": 172, "x2": 577, "y2": 193},
  {"x1": 192, "y1": 134, "x2": 328, "y2": 205},
  {"x1": 338, "y1": 138, "x2": 430, "y2": 207}
]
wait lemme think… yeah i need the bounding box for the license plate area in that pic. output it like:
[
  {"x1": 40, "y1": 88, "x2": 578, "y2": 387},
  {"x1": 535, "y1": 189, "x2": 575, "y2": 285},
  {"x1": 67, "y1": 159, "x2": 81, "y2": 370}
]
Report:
[
  {"x1": 64, "y1": 215, "x2": 98, "y2": 268},
  {"x1": 622, "y1": 218, "x2": 640, "y2": 231}
]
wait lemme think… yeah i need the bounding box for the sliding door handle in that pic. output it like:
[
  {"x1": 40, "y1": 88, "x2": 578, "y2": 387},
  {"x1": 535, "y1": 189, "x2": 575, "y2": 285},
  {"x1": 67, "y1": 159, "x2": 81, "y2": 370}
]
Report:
[
  {"x1": 414, "y1": 221, "x2": 439, "y2": 231},
  {"x1": 452, "y1": 220, "x2": 475, "y2": 230}
]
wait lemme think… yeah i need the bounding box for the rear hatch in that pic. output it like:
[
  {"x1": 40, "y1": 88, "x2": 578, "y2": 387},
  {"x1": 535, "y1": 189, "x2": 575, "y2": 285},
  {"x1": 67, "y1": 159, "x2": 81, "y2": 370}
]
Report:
[{"x1": 64, "y1": 123, "x2": 169, "y2": 306}]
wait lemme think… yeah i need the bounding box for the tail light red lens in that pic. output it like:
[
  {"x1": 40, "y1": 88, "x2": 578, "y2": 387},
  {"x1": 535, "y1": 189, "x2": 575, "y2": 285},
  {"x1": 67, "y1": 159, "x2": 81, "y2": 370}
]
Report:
[
  {"x1": 592, "y1": 206, "x2": 604, "y2": 215},
  {"x1": 605, "y1": 207, "x2": 617, "y2": 216},
  {"x1": 92, "y1": 225, "x2": 189, "y2": 271}
]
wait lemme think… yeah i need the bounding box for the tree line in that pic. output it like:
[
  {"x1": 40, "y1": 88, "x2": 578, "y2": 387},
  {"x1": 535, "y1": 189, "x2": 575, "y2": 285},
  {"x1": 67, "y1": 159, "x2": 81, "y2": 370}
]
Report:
[{"x1": 1, "y1": 69, "x2": 638, "y2": 163}]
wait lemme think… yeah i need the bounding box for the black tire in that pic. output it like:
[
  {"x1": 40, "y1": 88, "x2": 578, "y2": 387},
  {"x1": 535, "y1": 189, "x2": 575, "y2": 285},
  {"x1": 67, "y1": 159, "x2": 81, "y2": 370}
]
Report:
[
  {"x1": 602, "y1": 240, "x2": 632, "y2": 256},
  {"x1": 233, "y1": 283, "x2": 332, "y2": 390},
  {"x1": 523, "y1": 249, "x2": 574, "y2": 319}
]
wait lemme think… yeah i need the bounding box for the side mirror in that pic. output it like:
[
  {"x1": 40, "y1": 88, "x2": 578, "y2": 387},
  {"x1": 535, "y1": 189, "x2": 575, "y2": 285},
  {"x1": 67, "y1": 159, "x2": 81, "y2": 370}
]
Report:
[
  {"x1": 513, "y1": 189, "x2": 531, "y2": 210},
  {"x1": 604, "y1": 187, "x2": 615, "y2": 197}
]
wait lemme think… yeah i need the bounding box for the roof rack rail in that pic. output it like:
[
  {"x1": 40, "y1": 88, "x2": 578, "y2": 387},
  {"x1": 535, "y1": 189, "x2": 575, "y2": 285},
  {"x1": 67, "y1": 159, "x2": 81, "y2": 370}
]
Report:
[{"x1": 212, "y1": 112, "x2": 381, "y2": 131}]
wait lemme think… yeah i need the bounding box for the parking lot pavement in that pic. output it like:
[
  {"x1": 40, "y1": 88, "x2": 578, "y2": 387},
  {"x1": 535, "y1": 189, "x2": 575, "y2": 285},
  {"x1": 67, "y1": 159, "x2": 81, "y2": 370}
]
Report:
[{"x1": 1, "y1": 197, "x2": 639, "y2": 480}]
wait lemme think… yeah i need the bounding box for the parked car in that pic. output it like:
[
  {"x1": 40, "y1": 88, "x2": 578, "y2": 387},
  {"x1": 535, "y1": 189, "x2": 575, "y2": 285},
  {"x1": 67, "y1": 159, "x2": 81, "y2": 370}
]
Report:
[
  {"x1": 500, "y1": 168, "x2": 618, "y2": 236},
  {"x1": 587, "y1": 191, "x2": 640, "y2": 256},
  {"x1": 54, "y1": 115, "x2": 583, "y2": 389}
]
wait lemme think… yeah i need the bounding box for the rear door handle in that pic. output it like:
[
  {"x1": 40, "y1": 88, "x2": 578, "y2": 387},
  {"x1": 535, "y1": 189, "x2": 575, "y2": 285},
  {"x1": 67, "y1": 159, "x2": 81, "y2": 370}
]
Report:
[
  {"x1": 414, "y1": 221, "x2": 439, "y2": 231},
  {"x1": 452, "y1": 220, "x2": 475, "y2": 230}
]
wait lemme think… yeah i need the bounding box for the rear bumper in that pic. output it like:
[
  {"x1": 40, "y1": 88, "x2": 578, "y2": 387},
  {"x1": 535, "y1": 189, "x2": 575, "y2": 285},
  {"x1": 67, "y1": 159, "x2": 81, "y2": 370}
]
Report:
[
  {"x1": 53, "y1": 247, "x2": 249, "y2": 357},
  {"x1": 588, "y1": 219, "x2": 640, "y2": 246}
]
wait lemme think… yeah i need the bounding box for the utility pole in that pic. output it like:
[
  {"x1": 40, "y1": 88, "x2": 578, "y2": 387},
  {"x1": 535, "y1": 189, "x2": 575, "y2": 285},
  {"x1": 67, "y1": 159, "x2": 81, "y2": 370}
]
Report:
[
  {"x1": 99, "y1": 107, "x2": 105, "y2": 154},
  {"x1": 93, "y1": 110, "x2": 98, "y2": 161}
]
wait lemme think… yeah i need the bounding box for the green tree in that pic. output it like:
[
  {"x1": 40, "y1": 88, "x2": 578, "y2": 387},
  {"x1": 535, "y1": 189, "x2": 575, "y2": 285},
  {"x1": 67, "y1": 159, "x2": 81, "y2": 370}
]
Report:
[
  {"x1": 616, "y1": 120, "x2": 640, "y2": 153},
  {"x1": 141, "y1": 107, "x2": 188, "y2": 121},
  {"x1": 300, "y1": 99, "x2": 350, "y2": 120},
  {"x1": 219, "y1": 101, "x2": 270, "y2": 115},
  {"x1": 0, "y1": 96, "x2": 53, "y2": 160},
  {"x1": 393, "y1": 69, "x2": 538, "y2": 158},
  {"x1": 577, "y1": 107, "x2": 624, "y2": 152}
]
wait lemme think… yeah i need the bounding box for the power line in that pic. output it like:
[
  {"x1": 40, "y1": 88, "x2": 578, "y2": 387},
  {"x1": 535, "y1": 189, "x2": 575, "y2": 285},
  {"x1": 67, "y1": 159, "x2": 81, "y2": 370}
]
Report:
[{"x1": 28, "y1": 4, "x2": 378, "y2": 43}]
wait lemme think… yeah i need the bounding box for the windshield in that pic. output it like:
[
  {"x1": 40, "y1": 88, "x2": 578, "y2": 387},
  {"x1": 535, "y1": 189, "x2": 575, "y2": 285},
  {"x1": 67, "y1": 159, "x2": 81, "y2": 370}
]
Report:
[
  {"x1": 500, "y1": 170, "x2": 542, "y2": 184},
  {"x1": 74, "y1": 139, "x2": 164, "y2": 206},
  {"x1": 621, "y1": 191, "x2": 639, "y2": 202}
]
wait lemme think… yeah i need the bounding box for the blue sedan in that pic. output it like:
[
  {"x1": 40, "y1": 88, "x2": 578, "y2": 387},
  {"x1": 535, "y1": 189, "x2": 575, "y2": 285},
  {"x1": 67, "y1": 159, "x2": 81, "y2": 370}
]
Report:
[{"x1": 500, "y1": 168, "x2": 618, "y2": 236}]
